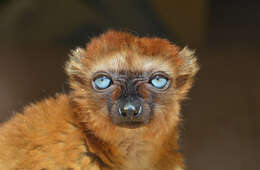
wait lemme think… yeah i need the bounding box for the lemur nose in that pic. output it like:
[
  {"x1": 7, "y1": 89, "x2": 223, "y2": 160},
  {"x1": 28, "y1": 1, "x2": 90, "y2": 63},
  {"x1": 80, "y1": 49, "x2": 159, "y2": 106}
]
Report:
[{"x1": 119, "y1": 102, "x2": 143, "y2": 118}]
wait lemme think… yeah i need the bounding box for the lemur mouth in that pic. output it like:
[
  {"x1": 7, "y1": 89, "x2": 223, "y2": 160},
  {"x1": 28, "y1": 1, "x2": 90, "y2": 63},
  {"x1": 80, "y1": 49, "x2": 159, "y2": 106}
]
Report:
[{"x1": 118, "y1": 121, "x2": 145, "y2": 129}]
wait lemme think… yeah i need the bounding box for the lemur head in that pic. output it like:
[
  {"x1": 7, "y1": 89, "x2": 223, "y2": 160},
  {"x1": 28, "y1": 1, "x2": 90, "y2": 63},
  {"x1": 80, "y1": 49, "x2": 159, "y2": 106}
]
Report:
[{"x1": 66, "y1": 30, "x2": 199, "y2": 142}]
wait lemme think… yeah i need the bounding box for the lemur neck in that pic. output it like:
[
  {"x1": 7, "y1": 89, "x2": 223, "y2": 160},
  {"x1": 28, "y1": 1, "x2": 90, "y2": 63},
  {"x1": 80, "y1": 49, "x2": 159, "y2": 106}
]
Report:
[{"x1": 83, "y1": 129, "x2": 149, "y2": 170}]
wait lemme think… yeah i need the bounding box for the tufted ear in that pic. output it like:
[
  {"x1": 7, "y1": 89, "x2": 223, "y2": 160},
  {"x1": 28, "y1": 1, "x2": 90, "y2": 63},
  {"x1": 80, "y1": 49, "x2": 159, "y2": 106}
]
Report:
[
  {"x1": 175, "y1": 47, "x2": 199, "y2": 90},
  {"x1": 178, "y1": 47, "x2": 199, "y2": 76},
  {"x1": 65, "y1": 47, "x2": 87, "y2": 85}
]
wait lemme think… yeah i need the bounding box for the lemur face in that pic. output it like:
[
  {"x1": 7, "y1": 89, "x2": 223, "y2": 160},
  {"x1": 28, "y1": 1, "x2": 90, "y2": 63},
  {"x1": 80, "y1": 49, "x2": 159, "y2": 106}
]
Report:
[{"x1": 66, "y1": 31, "x2": 198, "y2": 137}]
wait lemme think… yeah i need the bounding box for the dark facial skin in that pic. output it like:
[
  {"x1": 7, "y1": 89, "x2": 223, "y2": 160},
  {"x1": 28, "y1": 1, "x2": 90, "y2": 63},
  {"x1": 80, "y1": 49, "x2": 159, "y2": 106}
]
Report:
[{"x1": 92, "y1": 71, "x2": 171, "y2": 129}]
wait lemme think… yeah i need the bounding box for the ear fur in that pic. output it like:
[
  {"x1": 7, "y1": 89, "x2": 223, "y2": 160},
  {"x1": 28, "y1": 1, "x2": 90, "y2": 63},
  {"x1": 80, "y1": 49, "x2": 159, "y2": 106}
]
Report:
[
  {"x1": 65, "y1": 47, "x2": 86, "y2": 76},
  {"x1": 65, "y1": 47, "x2": 89, "y2": 87},
  {"x1": 175, "y1": 47, "x2": 199, "y2": 95},
  {"x1": 178, "y1": 47, "x2": 199, "y2": 77}
]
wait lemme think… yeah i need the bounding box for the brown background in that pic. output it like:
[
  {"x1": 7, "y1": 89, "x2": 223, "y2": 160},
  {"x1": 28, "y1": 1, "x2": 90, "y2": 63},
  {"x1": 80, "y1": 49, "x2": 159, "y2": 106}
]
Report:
[{"x1": 0, "y1": 0, "x2": 259, "y2": 169}]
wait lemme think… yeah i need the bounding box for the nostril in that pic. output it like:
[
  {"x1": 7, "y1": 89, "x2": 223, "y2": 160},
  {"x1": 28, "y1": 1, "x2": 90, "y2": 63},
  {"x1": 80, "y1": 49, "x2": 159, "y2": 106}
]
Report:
[
  {"x1": 119, "y1": 107, "x2": 127, "y2": 117},
  {"x1": 134, "y1": 106, "x2": 142, "y2": 117}
]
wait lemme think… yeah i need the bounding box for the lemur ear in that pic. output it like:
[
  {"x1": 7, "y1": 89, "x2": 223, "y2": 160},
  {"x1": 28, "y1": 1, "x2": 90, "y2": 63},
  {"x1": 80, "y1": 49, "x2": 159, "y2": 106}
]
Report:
[
  {"x1": 178, "y1": 47, "x2": 199, "y2": 76},
  {"x1": 175, "y1": 47, "x2": 199, "y2": 89},
  {"x1": 65, "y1": 48, "x2": 87, "y2": 85}
]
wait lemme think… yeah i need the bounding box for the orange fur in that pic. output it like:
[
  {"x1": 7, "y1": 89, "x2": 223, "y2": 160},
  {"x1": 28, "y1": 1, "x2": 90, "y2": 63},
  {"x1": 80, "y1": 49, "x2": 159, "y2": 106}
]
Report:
[{"x1": 0, "y1": 30, "x2": 199, "y2": 170}]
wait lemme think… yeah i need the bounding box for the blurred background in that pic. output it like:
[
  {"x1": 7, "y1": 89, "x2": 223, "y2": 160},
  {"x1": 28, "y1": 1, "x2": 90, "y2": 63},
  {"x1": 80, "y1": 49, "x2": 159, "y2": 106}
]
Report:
[{"x1": 0, "y1": 0, "x2": 259, "y2": 169}]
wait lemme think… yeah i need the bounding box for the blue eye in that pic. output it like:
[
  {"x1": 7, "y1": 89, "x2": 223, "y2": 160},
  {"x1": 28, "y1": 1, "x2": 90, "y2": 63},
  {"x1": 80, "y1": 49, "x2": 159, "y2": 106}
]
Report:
[
  {"x1": 150, "y1": 75, "x2": 168, "y2": 89},
  {"x1": 94, "y1": 76, "x2": 112, "y2": 89}
]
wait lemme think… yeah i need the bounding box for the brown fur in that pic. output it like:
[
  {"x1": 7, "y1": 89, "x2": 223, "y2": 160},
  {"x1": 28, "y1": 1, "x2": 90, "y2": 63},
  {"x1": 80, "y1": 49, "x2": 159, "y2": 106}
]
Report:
[{"x1": 0, "y1": 30, "x2": 199, "y2": 170}]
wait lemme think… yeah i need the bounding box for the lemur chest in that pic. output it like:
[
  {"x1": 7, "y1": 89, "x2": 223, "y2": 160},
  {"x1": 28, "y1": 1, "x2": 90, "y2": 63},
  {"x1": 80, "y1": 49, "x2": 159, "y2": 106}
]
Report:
[{"x1": 115, "y1": 140, "x2": 155, "y2": 170}]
